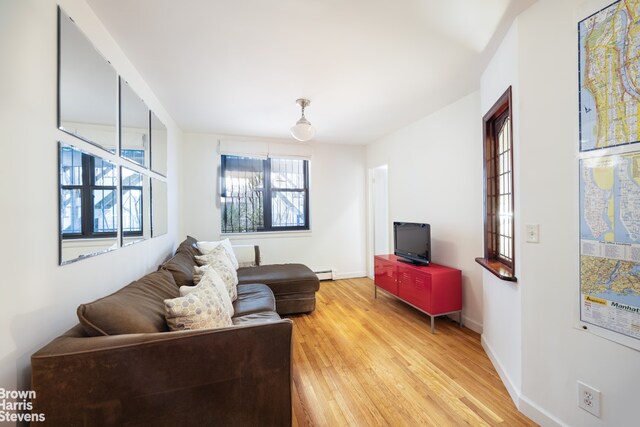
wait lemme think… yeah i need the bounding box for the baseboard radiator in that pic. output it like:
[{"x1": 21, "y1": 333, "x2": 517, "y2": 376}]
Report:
[{"x1": 314, "y1": 269, "x2": 334, "y2": 281}]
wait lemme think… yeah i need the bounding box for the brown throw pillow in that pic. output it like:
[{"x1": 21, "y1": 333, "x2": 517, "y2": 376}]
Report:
[
  {"x1": 175, "y1": 235, "x2": 200, "y2": 258},
  {"x1": 159, "y1": 251, "x2": 196, "y2": 287},
  {"x1": 77, "y1": 270, "x2": 179, "y2": 336}
]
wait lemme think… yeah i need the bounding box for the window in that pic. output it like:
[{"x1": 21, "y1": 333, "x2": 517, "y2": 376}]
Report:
[
  {"x1": 476, "y1": 87, "x2": 516, "y2": 281},
  {"x1": 60, "y1": 147, "x2": 118, "y2": 238},
  {"x1": 220, "y1": 155, "x2": 309, "y2": 233},
  {"x1": 121, "y1": 149, "x2": 145, "y2": 166},
  {"x1": 121, "y1": 168, "x2": 144, "y2": 236}
]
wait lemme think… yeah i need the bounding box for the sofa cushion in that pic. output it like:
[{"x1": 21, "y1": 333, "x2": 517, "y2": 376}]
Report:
[
  {"x1": 160, "y1": 251, "x2": 196, "y2": 287},
  {"x1": 232, "y1": 311, "x2": 281, "y2": 326},
  {"x1": 233, "y1": 284, "x2": 276, "y2": 316},
  {"x1": 237, "y1": 264, "x2": 319, "y2": 296},
  {"x1": 165, "y1": 278, "x2": 232, "y2": 331},
  {"x1": 77, "y1": 270, "x2": 179, "y2": 336}
]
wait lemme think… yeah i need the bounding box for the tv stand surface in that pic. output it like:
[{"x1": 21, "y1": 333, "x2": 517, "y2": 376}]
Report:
[{"x1": 374, "y1": 254, "x2": 462, "y2": 333}]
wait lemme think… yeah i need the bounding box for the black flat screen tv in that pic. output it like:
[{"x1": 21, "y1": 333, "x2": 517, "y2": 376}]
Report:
[{"x1": 393, "y1": 222, "x2": 431, "y2": 265}]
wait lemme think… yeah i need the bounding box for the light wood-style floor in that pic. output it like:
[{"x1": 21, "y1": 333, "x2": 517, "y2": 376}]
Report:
[{"x1": 287, "y1": 278, "x2": 536, "y2": 427}]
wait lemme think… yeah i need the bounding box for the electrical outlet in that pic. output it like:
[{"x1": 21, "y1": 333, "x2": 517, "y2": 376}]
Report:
[
  {"x1": 578, "y1": 381, "x2": 601, "y2": 417},
  {"x1": 526, "y1": 224, "x2": 540, "y2": 243}
]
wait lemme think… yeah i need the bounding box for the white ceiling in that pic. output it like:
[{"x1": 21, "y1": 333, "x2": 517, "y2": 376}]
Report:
[{"x1": 86, "y1": 0, "x2": 535, "y2": 144}]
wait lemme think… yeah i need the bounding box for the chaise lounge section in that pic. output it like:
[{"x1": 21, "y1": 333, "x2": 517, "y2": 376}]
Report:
[
  {"x1": 237, "y1": 263, "x2": 320, "y2": 314},
  {"x1": 162, "y1": 236, "x2": 320, "y2": 315}
]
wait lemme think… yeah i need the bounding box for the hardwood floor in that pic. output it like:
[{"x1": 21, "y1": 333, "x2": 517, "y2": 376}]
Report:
[{"x1": 287, "y1": 278, "x2": 536, "y2": 427}]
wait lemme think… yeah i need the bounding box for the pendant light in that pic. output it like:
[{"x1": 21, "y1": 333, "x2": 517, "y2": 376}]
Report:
[{"x1": 290, "y1": 98, "x2": 315, "y2": 142}]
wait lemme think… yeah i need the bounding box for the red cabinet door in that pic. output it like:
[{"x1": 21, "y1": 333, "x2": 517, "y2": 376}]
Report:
[
  {"x1": 374, "y1": 258, "x2": 397, "y2": 294},
  {"x1": 430, "y1": 270, "x2": 462, "y2": 313},
  {"x1": 398, "y1": 269, "x2": 431, "y2": 313}
]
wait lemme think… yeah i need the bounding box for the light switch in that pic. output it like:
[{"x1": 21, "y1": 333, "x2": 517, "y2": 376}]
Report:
[{"x1": 526, "y1": 224, "x2": 539, "y2": 243}]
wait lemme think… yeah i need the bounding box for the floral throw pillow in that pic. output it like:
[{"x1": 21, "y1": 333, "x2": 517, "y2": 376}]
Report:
[
  {"x1": 192, "y1": 264, "x2": 210, "y2": 285},
  {"x1": 164, "y1": 280, "x2": 232, "y2": 331},
  {"x1": 184, "y1": 267, "x2": 234, "y2": 317},
  {"x1": 195, "y1": 245, "x2": 238, "y2": 302},
  {"x1": 196, "y1": 238, "x2": 239, "y2": 270}
]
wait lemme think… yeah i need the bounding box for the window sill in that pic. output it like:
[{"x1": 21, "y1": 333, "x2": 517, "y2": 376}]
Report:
[
  {"x1": 221, "y1": 230, "x2": 312, "y2": 240},
  {"x1": 475, "y1": 257, "x2": 517, "y2": 282}
]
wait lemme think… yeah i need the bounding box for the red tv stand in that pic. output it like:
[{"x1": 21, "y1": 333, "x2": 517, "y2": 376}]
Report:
[{"x1": 374, "y1": 255, "x2": 462, "y2": 333}]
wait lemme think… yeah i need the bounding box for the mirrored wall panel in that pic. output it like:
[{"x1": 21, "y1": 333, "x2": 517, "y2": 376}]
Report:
[
  {"x1": 151, "y1": 178, "x2": 168, "y2": 237},
  {"x1": 58, "y1": 8, "x2": 117, "y2": 152},
  {"x1": 150, "y1": 112, "x2": 168, "y2": 176},
  {"x1": 120, "y1": 78, "x2": 150, "y2": 167},
  {"x1": 59, "y1": 143, "x2": 118, "y2": 264},
  {"x1": 121, "y1": 167, "x2": 150, "y2": 246}
]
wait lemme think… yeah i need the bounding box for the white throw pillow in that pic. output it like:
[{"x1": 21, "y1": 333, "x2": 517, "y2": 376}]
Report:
[
  {"x1": 183, "y1": 267, "x2": 234, "y2": 317},
  {"x1": 192, "y1": 264, "x2": 210, "y2": 285},
  {"x1": 164, "y1": 280, "x2": 232, "y2": 331},
  {"x1": 197, "y1": 238, "x2": 239, "y2": 270},
  {"x1": 195, "y1": 245, "x2": 238, "y2": 302}
]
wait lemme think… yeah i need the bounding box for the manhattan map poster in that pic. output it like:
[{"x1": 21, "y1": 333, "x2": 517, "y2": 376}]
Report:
[
  {"x1": 579, "y1": 0, "x2": 640, "y2": 344},
  {"x1": 579, "y1": 0, "x2": 640, "y2": 151},
  {"x1": 580, "y1": 154, "x2": 640, "y2": 341}
]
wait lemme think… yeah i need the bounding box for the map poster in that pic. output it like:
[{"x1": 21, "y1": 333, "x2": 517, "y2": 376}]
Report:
[
  {"x1": 578, "y1": 0, "x2": 640, "y2": 152},
  {"x1": 580, "y1": 152, "x2": 640, "y2": 340}
]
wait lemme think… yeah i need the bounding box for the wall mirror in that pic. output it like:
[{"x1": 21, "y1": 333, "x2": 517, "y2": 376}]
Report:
[
  {"x1": 120, "y1": 78, "x2": 150, "y2": 167},
  {"x1": 58, "y1": 7, "x2": 117, "y2": 152},
  {"x1": 150, "y1": 112, "x2": 168, "y2": 176},
  {"x1": 121, "y1": 167, "x2": 150, "y2": 246},
  {"x1": 151, "y1": 178, "x2": 168, "y2": 237},
  {"x1": 59, "y1": 143, "x2": 118, "y2": 264}
]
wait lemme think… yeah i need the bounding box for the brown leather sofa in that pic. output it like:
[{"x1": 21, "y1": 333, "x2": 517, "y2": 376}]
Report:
[{"x1": 30, "y1": 237, "x2": 318, "y2": 426}]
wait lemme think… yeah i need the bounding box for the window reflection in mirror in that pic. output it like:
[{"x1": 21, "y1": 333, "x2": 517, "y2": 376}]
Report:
[
  {"x1": 120, "y1": 78, "x2": 150, "y2": 167},
  {"x1": 121, "y1": 167, "x2": 150, "y2": 246},
  {"x1": 150, "y1": 112, "x2": 168, "y2": 176},
  {"x1": 59, "y1": 143, "x2": 118, "y2": 264},
  {"x1": 151, "y1": 178, "x2": 168, "y2": 237},
  {"x1": 58, "y1": 7, "x2": 117, "y2": 152}
]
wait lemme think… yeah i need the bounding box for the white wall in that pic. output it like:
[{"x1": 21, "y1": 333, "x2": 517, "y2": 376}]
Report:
[
  {"x1": 482, "y1": 1, "x2": 640, "y2": 425},
  {"x1": 0, "y1": 0, "x2": 182, "y2": 398},
  {"x1": 366, "y1": 92, "x2": 484, "y2": 332},
  {"x1": 181, "y1": 133, "x2": 367, "y2": 278},
  {"x1": 479, "y1": 20, "x2": 523, "y2": 403}
]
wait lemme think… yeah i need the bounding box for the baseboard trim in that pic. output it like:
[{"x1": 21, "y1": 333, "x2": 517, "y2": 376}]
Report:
[
  {"x1": 332, "y1": 271, "x2": 367, "y2": 280},
  {"x1": 481, "y1": 335, "x2": 521, "y2": 406},
  {"x1": 481, "y1": 336, "x2": 564, "y2": 427},
  {"x1": 461, "y1": 315, "x2": 482, "y2": 334},
  {"x1": 519, "y1": 396, "x2": 564, "y2": 427}
]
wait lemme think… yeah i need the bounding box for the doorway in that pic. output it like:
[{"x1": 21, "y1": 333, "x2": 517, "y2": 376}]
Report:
[{"x1": 368, "y1": 165, "x2": 389, "y2": 277}]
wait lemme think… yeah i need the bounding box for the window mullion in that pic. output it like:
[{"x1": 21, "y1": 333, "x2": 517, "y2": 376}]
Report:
[
  {"x1": 264, "y1": 158, "x2": 272, "y2": 231},
  {"x1": 82, "y1": 153, "x2": 93, "y2": 237}
]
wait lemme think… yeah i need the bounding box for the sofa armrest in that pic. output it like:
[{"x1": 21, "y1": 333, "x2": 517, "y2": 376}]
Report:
[
  {"x1": 232, "y1": 244, "x2": 261, "y2": 267},
  {"x1": 31, "y1": 320, "x2": 291, "y2": 426}
]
